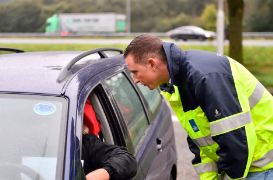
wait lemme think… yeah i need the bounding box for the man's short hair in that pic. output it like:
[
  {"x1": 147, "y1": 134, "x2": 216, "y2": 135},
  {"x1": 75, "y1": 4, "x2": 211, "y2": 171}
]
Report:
[{"x1": 124, "y1": 34, "x2": 167, "y2": 65}]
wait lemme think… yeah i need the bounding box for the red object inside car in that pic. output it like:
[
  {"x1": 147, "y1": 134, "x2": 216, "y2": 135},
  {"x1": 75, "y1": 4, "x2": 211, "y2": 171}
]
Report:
[{"x1": 83, "y1": 98, "x2": 101, "y2": 136}]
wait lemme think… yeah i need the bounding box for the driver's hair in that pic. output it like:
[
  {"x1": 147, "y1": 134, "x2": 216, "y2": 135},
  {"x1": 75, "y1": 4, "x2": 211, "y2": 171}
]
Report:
[{"x1": 123, "y1": 34, "x2": 167, "y2": 65}]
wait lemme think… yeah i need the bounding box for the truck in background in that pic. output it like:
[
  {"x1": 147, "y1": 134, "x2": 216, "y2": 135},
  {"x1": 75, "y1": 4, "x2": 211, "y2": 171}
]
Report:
[{"x1": 45, "y1": 13, "x2": 127, "y2": 35}]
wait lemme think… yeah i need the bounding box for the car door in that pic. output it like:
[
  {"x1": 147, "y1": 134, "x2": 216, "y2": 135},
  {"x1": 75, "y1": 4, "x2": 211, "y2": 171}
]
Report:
[
  {"x1": 101, "y1": 68, "x2": 168, "y2": 180},
  {"x1": 126, "y1": 70, "x2": 176, "y2": 180},
  {"x1": 129, "y1": 75, "x2": 170, "y2": 180},
  {"x1": 72, "y1": 67, "x2": 144, "y2": 180}
]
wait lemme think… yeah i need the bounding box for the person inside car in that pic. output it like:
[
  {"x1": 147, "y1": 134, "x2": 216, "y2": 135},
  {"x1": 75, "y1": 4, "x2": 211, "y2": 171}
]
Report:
[
  {"x1": 82, "y1": 100, "x2": 137, "y2": 180},
  {"x1": 83, "y1": 98, "x2": 101, "y2": 136}
]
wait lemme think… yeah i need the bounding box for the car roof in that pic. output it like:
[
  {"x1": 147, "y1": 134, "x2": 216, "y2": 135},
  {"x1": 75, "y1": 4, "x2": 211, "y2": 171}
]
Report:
[
  {"x1": 0, "y1": 51, "x2": 123, "y2": 95},
  {"x1": 175, "y1": 25, "x2": 201, "y2": 30}
]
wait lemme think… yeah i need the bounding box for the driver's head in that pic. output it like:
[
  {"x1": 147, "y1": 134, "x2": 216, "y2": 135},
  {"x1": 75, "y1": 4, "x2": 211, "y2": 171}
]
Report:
[{"x1": 83, "y1": 125, "x2": 89, "y2": 135}]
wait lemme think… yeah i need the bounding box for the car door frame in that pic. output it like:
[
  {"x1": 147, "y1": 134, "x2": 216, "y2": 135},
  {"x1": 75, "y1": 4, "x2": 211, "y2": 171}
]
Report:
[
  {"x1": 98, "y1": 66, "x2": 169, "y2": 180},
  {"x1": 75, "y1": 65, "x2": 146, "y2": 180}
]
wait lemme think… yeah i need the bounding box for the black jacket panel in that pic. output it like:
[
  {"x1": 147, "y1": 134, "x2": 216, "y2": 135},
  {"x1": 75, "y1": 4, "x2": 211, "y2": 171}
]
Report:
[
  {"x1": 213, "y1": 127, "x2": 248, "y2": 179},
  {"x1": 187, "y1": 136, "x2": 201, "y2": 165},
  {"x1": 195, "y1": 73, "x2": 242, "y2": 122},
  {"x1": 82, "y1": 134, "x2": 137, "y2": 180}
]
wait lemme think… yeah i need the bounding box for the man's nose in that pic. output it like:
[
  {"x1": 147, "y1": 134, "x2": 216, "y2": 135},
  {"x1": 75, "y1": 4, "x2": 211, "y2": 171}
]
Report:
[{"x1": 133, "y1": 76, "x2": 140, "y2": 84}]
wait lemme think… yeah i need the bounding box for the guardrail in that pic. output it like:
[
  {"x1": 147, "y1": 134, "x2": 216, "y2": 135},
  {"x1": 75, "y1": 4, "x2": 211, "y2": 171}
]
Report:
[
  {"x1": 0, "y1": 32, "x2": 273, "y2": 38},
  {"x1": 242, "y1": 32, "x2": 273, "y2": 38}
]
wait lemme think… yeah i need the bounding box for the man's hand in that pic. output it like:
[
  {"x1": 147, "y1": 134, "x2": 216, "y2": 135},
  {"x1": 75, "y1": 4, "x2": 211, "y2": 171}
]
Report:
[{"x1": 86, "y1": 168, "x2": 110, "y2": 180}]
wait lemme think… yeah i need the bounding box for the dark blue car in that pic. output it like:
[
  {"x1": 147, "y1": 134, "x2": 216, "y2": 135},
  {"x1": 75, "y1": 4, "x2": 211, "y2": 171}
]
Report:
[{"x1": 0, "y1": 47, "x2": 177, "y2": 180}]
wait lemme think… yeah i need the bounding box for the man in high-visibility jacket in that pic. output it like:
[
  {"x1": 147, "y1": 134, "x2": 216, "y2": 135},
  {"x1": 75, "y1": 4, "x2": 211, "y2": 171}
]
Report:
[{"x1": 124, "y1": 34, "x2": 273, "y2": 180}]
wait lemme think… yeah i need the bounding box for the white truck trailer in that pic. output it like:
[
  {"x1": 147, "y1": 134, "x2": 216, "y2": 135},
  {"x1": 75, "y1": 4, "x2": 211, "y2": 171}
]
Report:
[{"x1": 46, "y1": 13, "x2": 127, "y2": 34}]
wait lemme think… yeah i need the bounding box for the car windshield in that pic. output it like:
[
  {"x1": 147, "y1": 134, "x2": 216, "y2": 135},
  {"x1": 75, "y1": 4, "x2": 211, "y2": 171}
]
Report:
[
  {"x1": 0, "y1": 94, "x2": 67, "y2": 180},
  {"x1": 191, "y1": 27, "x2": 205, "y2": 33}
]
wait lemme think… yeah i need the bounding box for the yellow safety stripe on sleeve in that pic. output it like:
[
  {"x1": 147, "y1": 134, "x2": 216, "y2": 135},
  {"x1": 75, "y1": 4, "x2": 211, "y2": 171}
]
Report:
[
  {"x1": 194, "y1": 162, "x2": 218, "y2": 175},
  {"x1": 210, "y1": 111, "x2": 252, "y2": 136},
  {"x1": 251, "y1": 149, "x2": 273, "y2": 168},
  {"x1": 192, "y1": 134, "x2": 216, "y2": 147},
  {"x1": 249, "y1": 80, "x2": 265, "y2": 110}
]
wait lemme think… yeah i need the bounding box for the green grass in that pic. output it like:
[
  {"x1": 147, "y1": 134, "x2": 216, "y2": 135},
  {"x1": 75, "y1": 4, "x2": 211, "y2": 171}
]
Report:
[
  {"x1": 242, "y1": 46, "x2": 273, "y2": 89},
  {"x1": 1, "y1": 43, "x2": 272, "y2": 88}
]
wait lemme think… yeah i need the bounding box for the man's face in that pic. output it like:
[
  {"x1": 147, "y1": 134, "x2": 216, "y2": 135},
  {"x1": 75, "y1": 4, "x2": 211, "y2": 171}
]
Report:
[{"x1": 125, "y1": 54, "x2": 159, "y2": 90}]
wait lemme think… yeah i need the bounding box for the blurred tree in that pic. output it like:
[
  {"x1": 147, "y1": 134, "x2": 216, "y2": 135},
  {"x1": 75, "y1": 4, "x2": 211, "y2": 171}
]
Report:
[
  {"x1": 130, "y1": 0, "x2": 217, "y2": 32},
  {"x1": 42, "y1": 0, "x2": 55, "y2": 5},
  {"x1": 1, "y1": 0, "x2": 250, "y2": 33},
  {"x1": 228, "y1": 0, "x2": 244, "y2": 64},
  {"x1": 200, "y1": 4, "x2": 217, "y2": 31},
  {"x1": 245, "y1": 0, "x2": 273, "y2": 32},
  {"x1": 186, "y1": 0, "x2": 217, "y2": 17},
  {"x1": 0, "y1": 0, "x2": 12, "y2": 3},
  {"x1": 54, "y1": 1, "x2": 74, "y2": 13},
  {"x1": 0, "y1": 1, "x2": 44, "y2": 32},
  {"x1": 151, "y1": 13, "x2": 190, "y2": 32}
]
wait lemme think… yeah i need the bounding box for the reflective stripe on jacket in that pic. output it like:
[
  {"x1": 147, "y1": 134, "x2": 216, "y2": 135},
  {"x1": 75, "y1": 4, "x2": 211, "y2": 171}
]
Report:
[{"x1": 160, "y1": 42, "x2": 273, "y2": 180}]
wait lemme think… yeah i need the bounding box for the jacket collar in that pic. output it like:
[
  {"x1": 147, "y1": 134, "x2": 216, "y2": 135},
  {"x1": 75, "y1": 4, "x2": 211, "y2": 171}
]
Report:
[{"x1": 162, "y1": 42, "x2": 185, "y2": 86}]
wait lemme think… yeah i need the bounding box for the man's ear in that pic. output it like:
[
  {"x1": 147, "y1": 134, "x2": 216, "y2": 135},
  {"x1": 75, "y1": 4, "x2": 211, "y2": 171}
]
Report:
[{"x1": 147, "y1": 58, "x2": 156, "y2": 70}]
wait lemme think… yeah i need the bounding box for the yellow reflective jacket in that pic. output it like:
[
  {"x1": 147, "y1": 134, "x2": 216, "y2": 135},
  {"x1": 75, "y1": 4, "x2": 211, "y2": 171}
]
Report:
[{"x1": 160, "y1": 42, "x2": 273, "y2": 180}]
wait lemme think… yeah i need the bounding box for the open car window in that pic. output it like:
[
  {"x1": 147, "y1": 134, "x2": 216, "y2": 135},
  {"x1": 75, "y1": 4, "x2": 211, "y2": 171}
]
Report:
[
  {"x1": 129, "y1": 73, "x2": 162, "y2": 121},
  {"x1": 106, "y1": 73, "x2": 149, "y2": 149}
]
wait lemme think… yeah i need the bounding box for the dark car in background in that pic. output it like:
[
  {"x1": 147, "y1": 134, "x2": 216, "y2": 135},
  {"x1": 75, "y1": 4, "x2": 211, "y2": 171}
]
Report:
[
  {"x1": 167, "y1": 26, "x2": 216, "y2": 41},
  {"x1": 0, "y1": 48, "x2": 177, "y2": 180}
]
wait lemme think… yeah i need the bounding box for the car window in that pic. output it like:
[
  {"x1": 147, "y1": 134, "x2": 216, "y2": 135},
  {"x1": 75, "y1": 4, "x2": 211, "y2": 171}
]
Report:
[
  {"x1": 137, "y1": 85, "x2": 162, "y2": 118},
  {"x1": 130, "y1": 73, "x2": 162, "y2": 120},
  {"x1": 191, "y1": 27, "x2": 205, "y2": 33},
  {"x1": 0, "y1": 94, "x2": 67, "y2": 180},
  {"x1": 106, "y1": 73, "x2": 149, "y2": 149},
  {"x1": 182, "y1": 29, "x2": 191, "y2": 32}
]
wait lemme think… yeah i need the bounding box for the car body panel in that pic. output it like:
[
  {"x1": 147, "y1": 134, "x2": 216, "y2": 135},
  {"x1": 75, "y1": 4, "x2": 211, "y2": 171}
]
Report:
[
  {"x1": 144, "y1": 99, "x2": 176, "y2": 180},
  {"x1": 64, "y1": 74, "x2": 102, "y2": 180}
]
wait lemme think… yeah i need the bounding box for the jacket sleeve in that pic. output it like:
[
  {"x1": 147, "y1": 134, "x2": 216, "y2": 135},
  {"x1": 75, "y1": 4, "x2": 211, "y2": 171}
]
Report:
[
  {"x1": 187, "y1": 136, "x2": 219, "y2": 180},
  {"x1": 82, "y1": 134, "x2": 137, "y2": 180},
  {"x1": 194, "y1": 73, "x2": 257, "y2": 180}
]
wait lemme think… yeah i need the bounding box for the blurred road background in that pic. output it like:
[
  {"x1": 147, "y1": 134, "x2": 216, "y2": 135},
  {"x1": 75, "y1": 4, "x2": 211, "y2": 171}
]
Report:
[{"x1": 1, "y1": 38, "x2": 273, "y2": 46}]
